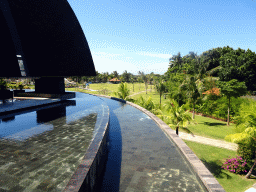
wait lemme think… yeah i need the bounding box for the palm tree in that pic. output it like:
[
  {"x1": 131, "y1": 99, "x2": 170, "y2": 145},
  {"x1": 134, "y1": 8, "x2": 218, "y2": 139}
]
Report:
[
  {"x1": 156, "y1": 80, "x2": 167, "y2": 108},
  {"x1": 130, "y1": 76, "x2": 135, "y2": 92},
  {"x1": 138, "y1": 71, "x2": 148, "y2": 94},
  {"x1": 180, "y1": 75, "x2": 200, "y2": 119},
  {"x1": 114, "y1": 82, "x2": 130, "y2": 100},
  {"x1": 165, "y1": 99, "x2": 195, "y2": 135}
]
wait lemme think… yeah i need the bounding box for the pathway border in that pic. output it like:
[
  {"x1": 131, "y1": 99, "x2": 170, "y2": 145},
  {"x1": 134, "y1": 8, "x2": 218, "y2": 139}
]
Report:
[{"x1": 90, "y1": 93, "x2": 226, "y2": 192}]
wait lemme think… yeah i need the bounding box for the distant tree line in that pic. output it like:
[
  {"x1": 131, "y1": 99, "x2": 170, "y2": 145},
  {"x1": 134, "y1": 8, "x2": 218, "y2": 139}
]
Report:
[{"x1": 166, "y1": 46, "x2": 256, "y2": 92}]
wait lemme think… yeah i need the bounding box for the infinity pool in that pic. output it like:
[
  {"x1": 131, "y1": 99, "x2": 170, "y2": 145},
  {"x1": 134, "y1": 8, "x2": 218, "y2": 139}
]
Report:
[
  {"x1": 0, "y1": 92, "x2": 107, "y2": 191},
  {"x1": 0, "y1": 92, "x2": 209, "y2": 191}
]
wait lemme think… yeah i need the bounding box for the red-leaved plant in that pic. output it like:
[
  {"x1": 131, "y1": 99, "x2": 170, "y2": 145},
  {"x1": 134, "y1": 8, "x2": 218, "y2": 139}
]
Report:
[{"x1": 222, "y1": 156, "x2": 247, "y2": 174}]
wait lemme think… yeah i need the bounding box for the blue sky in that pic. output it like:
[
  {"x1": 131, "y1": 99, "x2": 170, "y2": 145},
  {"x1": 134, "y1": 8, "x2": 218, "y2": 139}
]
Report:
[{"x1": 68, "y1": 0, "x2": 256, "y2": 75}]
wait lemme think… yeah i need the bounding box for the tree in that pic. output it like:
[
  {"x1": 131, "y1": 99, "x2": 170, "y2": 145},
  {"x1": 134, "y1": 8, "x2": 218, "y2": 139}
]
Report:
[
  {"x1": 180, "y1": 75, "x2": 200, "y2": 119},
  {"x1": 165, "y1": 99, "x2": 195, "y2": 135},
  {"x1": 114, "y1": 82, "x2": 130, "y2": 100},
  {"x1": 130, "y1": 76, "x2": 135, "y2": 92},
  {"x1": 169, "y1": 52, "x2": 183, "y2": 71},
  {"x1": 138, "y1": 71, "x2": 148, "y2": 94},
  {"x1": 149, "y1": 72, "x2": 154, "y2": 92},
  {"x1": 122, "y1": 70, "x2": 131, "y2": 82},
  {"x1": 156, "y1": 80, "x2": 167, "y2": 108},
  {"x1": 112, "y1": 71, "x2": 119, "y2": 78},
  {"x1": 217, "y1": 79, "x2": 247, "y2": 125}
]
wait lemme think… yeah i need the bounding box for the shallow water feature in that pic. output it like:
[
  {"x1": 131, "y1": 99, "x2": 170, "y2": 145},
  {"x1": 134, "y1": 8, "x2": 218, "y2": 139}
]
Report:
[
  {"x1": 0, "y1": 92, "x2": 107, "y2": 192},
  {"x1": 97, "y1": 97, "x2": 207, "y2": 192}
]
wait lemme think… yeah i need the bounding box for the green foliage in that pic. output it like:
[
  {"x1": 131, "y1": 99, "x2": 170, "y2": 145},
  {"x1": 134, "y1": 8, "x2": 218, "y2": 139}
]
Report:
[
  {"x1": 98, "y1": 88, "x2": 110, "y2": 95},
  {"x1": 0, "y1": 78, "x2": 8, "y2": 90},
  {"x1": 164, "y1": 99, "x2": 196, "y2": 135},
  {"x1": 155, "y1": 79, "x2": 167, "y2": 107},
  {"x1": 17, "y1": 82, "x2": 25, "y2": 90},
  {"x1": 185, "y1": 140, "x2": 255, "y2": 192},
  {"x1": 217, "y1": 79, "x2": 247, "y2": 98},
  {"x1": 237, "y1": 144, "x2": 256, "y2": 169},
  {"x1": 225, "y1": 100, "x2": 256, "y2": 177},
  {"x1": 114, "y1": 82, "x2": 130, "y2": 100},
  {"x1": 197, "y1": 96, "x2": 245, "y2": 120},
  {"x1": 136, "y1": 96, "x2": 156, "y2": 112}
]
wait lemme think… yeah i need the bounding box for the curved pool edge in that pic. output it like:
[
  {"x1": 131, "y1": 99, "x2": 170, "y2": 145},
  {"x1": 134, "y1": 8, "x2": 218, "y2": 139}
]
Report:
[
  {"x1": 63, "y1": 95, "x2": 110, "y2": 192},
  {"x1": 90, "y1": 93, "x2": 225, "y2": 192}
]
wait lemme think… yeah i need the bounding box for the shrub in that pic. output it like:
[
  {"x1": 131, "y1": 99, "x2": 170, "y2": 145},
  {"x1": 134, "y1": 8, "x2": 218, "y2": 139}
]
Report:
[
  {"x1": 98, "y1": 88, "x2": 110, "y2": 95},
  {"x1": 221, "y1": 155, "x2": 248, "y2": 174},
  {"x1": 237, "y1": 143, "x2": 256, "y2": 169},
  {"x1": 136, "y1": 96, "x2": 155, "y2": 112}
]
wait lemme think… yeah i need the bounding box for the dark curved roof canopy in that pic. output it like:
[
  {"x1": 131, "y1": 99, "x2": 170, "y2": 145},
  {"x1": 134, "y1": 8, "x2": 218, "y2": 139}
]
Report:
[{"x1": 0, "y1": 0, "x2": 96, "y2": 78}]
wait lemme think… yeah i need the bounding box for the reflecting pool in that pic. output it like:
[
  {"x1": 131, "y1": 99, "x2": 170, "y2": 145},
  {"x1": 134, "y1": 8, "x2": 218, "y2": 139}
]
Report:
[{"x1": 0, "y1": 92, "x2": 107, "y2": 191}]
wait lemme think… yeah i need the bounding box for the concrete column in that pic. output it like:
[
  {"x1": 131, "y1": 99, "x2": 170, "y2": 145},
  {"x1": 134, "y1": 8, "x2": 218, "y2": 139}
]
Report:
[{"x1": 35, "y1": 77, "x2": 65, "y2": 94}]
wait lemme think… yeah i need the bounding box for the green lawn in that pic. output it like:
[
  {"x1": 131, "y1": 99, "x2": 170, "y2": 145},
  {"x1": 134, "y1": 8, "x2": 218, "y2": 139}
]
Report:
[
  {"x1": 66, "y1": 82, "x2": 148, "y2": 97},
  {"x1": 185, "y1": 114, "x2": 236, "y2": 141},
  {"x1": 69, "y1": 85, "x2": 238, "y2": 141},
  {"x1": 184, "y1": 140, "x2": 256, "y2": 192},
  {"x1": 69, "y1": 88, "x2": 256, "y2": 191},
  {"x1": 130, "y1": 91, "x2": 237, "y2": 140}
]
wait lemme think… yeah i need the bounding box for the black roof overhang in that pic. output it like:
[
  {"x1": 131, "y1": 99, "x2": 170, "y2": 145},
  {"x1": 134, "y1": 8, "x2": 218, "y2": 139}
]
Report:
[{"x1": 0, "y1": 0, "x2": 96, "y2": 78}]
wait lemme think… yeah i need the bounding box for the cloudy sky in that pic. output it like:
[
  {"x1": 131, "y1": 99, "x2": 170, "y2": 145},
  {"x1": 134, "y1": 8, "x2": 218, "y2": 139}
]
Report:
[{"x1": 68, "y1": 0, "x2": 256, "y2": 75}]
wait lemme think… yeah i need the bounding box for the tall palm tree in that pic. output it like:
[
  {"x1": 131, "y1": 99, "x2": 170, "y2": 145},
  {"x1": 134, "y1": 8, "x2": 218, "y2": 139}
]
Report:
[
  {"x1": 180, "y1": 75, "x2": 200, "y2": 119},
  {"x1": 130, "y1": 76, "x2": 135, "y2": 92},
  {"x1": 156, "y1": 80, "x2": 167, "y2": 108},
  {"x1": 169, "y1": 52, "x2": 183, "y2": 71}
]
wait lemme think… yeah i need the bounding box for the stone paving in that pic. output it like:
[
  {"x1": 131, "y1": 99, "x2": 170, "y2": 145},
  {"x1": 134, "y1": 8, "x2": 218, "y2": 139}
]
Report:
[
  {"x1": 0, "y1": 114, "x2": 96, "y2": 192},
  {"x1": 99, "y1": 98, "x2": 207, "y2": 192}
]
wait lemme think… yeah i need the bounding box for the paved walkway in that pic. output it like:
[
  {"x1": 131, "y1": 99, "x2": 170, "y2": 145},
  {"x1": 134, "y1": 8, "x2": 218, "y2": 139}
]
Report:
[
  {"x1": 178, "y1": 132, "x2": 238, "y2": 151},
  {"x1": 129, "y1": 89, "x2": 153, "y2": 97}
]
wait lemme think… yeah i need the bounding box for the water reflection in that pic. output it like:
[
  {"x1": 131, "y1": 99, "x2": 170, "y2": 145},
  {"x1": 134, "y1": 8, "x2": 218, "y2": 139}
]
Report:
[
  {"x1": 0, "y1": 93, "x2": 106, "y2": 191},
  {"x1": 0, "y1": 100, "x2": 76, "y2": 141}
]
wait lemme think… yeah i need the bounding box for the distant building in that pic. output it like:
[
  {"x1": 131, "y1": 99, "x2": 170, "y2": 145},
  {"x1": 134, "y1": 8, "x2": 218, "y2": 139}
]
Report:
[{"x1": 109, "y1": 78, "x2": 121, "y2": 84}]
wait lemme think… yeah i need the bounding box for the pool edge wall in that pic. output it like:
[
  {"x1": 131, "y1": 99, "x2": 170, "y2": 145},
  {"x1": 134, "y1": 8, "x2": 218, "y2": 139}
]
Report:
[
  {"x1": 63, "y1": 96, "x2": 110, "y2": 192},
  {"x1": 90, "y1": 93, "x2": 225, "y2": 192}
]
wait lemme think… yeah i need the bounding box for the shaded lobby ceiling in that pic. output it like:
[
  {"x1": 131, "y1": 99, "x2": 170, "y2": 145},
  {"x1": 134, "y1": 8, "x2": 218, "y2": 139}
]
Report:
[{"x1": 0, "y1": 0, "x2": 96, "y2": 78}]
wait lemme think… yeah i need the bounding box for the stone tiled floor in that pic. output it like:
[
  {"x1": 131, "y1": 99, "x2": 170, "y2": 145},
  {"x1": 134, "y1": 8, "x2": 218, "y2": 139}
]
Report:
[
  {"x1": 0, "y1": 114, "x2": 96, "y2": 192},
  {"x1": 0, "y1": 93, "x2": 107, "y2": 192},
  {"x1": 99, "y1": 98, "x2": 207, "y2": 192}
]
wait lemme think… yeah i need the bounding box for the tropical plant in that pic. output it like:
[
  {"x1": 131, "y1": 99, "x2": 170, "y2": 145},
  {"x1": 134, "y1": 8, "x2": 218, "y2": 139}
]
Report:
[
  {"x1": 17, "y1": 82, "x2": 24, "y2": 90},
  {"x1": 156, "y1": 79, "x2": 167, "y2": 108},
  {"x1": 180, "y1": 75, "x2": 200, "y2": 119},
  {"x1": 165, "y1": 99, "x2": 196, "y2": 135},
  {"x1": 221, "y1": 156, "x2": 247, "y2": 174},
  {"x1": 139, "y1": 71, "x2": 148, "y2": 94},
  {"x1": 225, "y1": 100, "x2": 256, "y2": 178},
  {"x1": 114, "y1": 82, "x2": 130, "y2": 100},
  {"x1": 0, "y1": 78, "x2": 8, "y2": 90},
  {"x1": 130, "y1": 76, "x2": 135, "y2": 92},
  {"x1": 136, "y1": 96, "x2": 155, "y2": 112},
  {"x1": 217, "y1": 79, "x2": 247, "y2": 125}
]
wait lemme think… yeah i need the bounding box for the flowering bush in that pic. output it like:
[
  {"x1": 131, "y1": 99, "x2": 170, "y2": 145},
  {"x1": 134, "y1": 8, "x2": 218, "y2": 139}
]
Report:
[{"x1": 222, "y1": 156, "x2": 247, "y2": 174}]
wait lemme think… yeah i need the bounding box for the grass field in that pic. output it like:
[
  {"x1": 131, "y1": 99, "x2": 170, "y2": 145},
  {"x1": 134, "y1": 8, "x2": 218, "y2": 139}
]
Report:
[
  {"x1": 69, "y1": 86, "x2": 256, "y2": 192},
  {"x1": 184, "y1": 140, "x2": 256, "y2": 192},
  {"x1": 67, "y1": 83, "x2": 238, "y2": 141},
  {"x1": 66, "y1": 82, "x2": 149, "y2": 97},
  {"x1": 129, "y1": 89, "x2": 237, "y2": 140}
]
